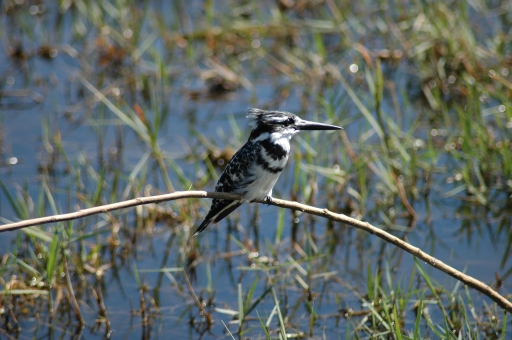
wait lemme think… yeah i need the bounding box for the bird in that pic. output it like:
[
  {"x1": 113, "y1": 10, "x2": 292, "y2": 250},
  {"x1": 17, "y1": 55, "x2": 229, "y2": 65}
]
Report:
[{"x1": 194, "y1": 108, "x2": 342, "y2": 235}]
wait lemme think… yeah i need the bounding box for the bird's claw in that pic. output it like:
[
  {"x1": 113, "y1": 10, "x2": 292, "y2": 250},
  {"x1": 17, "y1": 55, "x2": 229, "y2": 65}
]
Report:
[{"x1": 264, "y1": 196, "x2": 273, "y2": 205}]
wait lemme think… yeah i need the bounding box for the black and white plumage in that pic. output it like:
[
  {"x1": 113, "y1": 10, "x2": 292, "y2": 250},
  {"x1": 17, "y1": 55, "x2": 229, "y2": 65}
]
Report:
[{"x1": 194, "y1": 108, "x2": 342, "y2": 235}]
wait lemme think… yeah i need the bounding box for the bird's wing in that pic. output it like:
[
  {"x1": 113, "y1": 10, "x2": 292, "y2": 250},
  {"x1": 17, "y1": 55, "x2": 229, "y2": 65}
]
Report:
[
  {"x1": 194, "y1": 142, "x2": 258, "y2": 235},
  {"x1": 194, "y1": 200, "x2": 242, "y2": 235},
  {"x1": 215, "y1": 141, "x2": 259, "y2": 194},
  {"x1": 212, "y1": 201, "x2": 242, "y2": 223}
]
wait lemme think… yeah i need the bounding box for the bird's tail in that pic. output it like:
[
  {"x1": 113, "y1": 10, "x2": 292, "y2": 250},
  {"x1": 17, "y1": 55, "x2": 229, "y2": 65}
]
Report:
[
  {"x1": 193, "y1": 218, "x2": 213, "y2": 236},
  {"x1": 194, "y1": 200, "x2": 243, "y2": 236}
]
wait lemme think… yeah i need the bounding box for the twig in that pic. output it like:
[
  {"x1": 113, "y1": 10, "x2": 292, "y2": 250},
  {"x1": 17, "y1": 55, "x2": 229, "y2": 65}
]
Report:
[
  {"x1": 0, "y1": 190, "x2": 511, "y2": 313},
  {"x1": 63, "y1": 256, "x2": 85, "y2": 325},
  {"x1": 181, "y1": 269, "x2": 213, "y2": 325},
  {"x1": 0, "y1": 191, "x2": 242, "y2": 232}
]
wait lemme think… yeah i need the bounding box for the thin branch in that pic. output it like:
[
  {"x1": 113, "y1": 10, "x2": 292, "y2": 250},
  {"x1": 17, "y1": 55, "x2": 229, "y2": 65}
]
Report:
[
  {"x1": 1, "y1": 190, "x2": 510, "y2": 313},
  {"x1": 181, "y1": 268, "x2": 213, "y2": 325},
  {"x1": 63, "y1": 256, "x2": 85, "y2": 325},
  {"x1": 0, "y1": 191, "x2": 241, "y2": 232}
]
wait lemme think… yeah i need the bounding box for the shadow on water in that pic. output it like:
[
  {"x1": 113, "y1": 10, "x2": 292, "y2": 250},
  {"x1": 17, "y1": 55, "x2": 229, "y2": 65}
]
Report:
[{"x1": 0, "y1": 1, "x2": 511, "y2": 339}]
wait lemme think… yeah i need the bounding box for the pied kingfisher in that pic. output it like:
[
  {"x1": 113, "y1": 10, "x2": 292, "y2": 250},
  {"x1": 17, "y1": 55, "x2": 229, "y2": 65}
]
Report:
[{"x1": 194, "y1": 108, "x2": 342, "y2": 235}]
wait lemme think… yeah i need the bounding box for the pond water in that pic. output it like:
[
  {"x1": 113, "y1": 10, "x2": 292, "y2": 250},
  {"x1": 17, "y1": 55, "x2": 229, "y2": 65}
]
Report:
[{"x1": 1, "y1": 1, "x2": 511, "y2": 339}]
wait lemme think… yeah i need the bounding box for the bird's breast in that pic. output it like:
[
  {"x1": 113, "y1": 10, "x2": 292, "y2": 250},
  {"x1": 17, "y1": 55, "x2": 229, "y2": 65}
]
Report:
[
  {"x1": 239, "y1": 164, "x2": 282, "y2": 202},
  {"x1": 237, "y1": 142, "x2": 289, "y2": 201}
]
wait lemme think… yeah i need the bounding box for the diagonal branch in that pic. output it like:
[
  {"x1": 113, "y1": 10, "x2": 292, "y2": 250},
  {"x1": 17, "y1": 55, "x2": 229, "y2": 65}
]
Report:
[{"x1": 0, "y1": 190, "x2": 510, "y2": 312}]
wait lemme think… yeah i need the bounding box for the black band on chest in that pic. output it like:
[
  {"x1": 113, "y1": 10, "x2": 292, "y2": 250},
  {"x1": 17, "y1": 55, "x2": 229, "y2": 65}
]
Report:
[
  {"x1": 259, "y1": 139, "x2": 288, "y2": 160},
  {"x1": 256, "y1": 154, "x2": 284, "y2": 173}
]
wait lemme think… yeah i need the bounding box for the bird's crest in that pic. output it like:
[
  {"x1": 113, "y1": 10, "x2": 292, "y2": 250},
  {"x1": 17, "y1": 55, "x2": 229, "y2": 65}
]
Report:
[
  {"x1": 246, "y1": 108, "x2": 294, "y2": 129},
  {"x1": 246, "y1": 108, "x2": 267, "y2": 128}
]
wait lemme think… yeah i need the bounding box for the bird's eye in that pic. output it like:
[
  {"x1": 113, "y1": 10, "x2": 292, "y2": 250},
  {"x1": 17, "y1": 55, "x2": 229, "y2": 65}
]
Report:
[{"x1": 283, "y1": 118, "x2": 294, "y2": 126}]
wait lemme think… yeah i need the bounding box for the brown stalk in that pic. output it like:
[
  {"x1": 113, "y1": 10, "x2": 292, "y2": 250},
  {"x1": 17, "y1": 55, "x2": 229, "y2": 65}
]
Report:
[{"x1": 0, "y1": 190, "x2": 510, "y2": 313}]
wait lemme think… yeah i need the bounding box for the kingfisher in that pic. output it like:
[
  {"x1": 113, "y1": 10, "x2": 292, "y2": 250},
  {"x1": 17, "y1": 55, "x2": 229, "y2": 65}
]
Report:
[{"x1": 194, "y1": 108, "x2": 342, "y2": 235}]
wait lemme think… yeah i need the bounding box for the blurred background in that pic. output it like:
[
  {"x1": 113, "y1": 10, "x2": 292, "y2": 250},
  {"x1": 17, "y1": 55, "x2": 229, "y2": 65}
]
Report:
[{"x1": 0, "y1": 0, "x2": 511, "y2": 338}]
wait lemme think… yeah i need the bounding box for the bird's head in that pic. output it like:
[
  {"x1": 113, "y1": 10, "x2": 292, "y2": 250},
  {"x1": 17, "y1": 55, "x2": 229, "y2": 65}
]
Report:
[{"x1": 247, "y1": 108, "x2": 342, "y2": 140}]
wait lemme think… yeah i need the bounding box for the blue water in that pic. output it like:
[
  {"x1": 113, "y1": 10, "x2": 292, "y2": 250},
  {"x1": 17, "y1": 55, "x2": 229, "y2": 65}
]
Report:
[
  {"x1": 1, "y1": 2, "x2": 511, "y2": 339},
  {"x1": 1, "y1": 64, "x2": 508, "y2": 338}
]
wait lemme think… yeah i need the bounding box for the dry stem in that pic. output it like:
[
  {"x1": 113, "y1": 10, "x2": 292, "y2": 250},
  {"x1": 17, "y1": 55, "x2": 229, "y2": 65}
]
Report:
[{"x1": 1, "y1": 190, "x2": 510, "y2": 313}]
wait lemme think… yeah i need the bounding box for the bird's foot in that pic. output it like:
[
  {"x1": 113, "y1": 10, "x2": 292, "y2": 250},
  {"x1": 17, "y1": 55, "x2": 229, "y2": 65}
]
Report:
[{"x1": 264, "y1": 196, "x2": 273, "y2": 205}]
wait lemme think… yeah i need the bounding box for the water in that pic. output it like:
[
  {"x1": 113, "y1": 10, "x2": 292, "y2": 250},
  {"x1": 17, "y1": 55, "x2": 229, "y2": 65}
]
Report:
[{"x1": 1, "y1": 1, "x2": 511, "y2": 339}]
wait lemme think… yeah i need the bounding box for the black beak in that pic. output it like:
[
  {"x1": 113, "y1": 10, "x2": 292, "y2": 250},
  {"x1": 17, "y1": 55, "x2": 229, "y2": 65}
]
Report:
[{"x1": 296, "y1": 119, "x2": 343, "y2": 131}]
